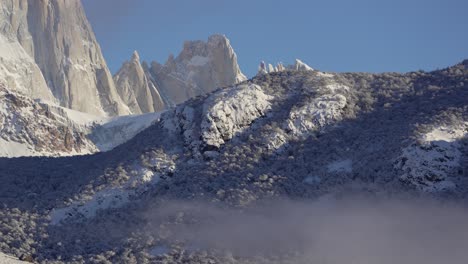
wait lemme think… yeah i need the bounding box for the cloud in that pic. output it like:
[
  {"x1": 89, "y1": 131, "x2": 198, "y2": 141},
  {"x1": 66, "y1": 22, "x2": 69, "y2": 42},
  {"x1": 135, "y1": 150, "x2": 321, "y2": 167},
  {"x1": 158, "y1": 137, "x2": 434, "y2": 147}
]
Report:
[{"x1": 144, "y1": 197, "x2": 468, "y2": 263}]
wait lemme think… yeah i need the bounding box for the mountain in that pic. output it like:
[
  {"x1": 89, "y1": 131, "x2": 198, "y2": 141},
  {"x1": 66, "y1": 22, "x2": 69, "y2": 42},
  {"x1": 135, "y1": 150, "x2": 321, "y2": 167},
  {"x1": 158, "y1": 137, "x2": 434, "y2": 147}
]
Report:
[
  {"x1": 1, "y1": 2, "x2": 246, "y2": 116},
  {"x1": 113, "y1": 51, "x2": 165, "y2": 114},
  {"x1": 115, "y1": 34, "x2": 247, "y2": 111},
  {"x1": 0, "y1": 83, "x2": 161, "y2": 157},
  {"x1": 0, "y1": 60, "x2": 467, "y2": 263},
  {"x1": 0, "y1": 0, "x2": 130, "y2": 116}
]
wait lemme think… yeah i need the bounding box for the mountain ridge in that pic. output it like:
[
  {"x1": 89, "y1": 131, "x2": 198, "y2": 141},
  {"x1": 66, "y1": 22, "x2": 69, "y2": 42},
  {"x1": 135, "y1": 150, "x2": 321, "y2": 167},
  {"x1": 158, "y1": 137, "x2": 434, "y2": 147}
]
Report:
[{"x1": 0, "y1": 59, "x2": 466, "y2": 262}]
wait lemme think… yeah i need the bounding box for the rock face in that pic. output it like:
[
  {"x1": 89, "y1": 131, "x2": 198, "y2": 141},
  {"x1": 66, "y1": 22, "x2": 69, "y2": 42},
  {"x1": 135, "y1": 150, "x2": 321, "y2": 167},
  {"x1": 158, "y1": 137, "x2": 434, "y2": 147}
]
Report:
[
  {"x1": 0, "y1": 1, "x2": 54, "y2": 102},
  {"x1": 0, "y1": 84, "x2": 95, "y2": 156},
  {"x1": 201, "y1": 84, "x2": 272, "y2": 148},
  {"x1": 115, "y1": 34, "x2": 247, "y2": 112},
  {"x1": 0, "y1": 0, "x2": 130, "y2": 116},
  {"x1": 114, "y1": 51, "x2": 165, "y2": 114}
]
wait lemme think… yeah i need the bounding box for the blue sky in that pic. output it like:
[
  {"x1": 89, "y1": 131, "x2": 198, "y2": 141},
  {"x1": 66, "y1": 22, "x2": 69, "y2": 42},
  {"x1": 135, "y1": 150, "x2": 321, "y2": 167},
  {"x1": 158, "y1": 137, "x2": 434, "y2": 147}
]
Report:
[{"x1": 82, "y1": 0, "x2": 468, "y2": 77}]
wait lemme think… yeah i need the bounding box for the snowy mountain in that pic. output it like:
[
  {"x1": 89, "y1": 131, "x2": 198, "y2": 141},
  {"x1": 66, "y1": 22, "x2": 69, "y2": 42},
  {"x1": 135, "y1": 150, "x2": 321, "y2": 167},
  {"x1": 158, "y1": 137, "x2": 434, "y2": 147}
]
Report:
[
  {"x1": 0, "y1": 0, "x2": 130, "y2": 116},
  {"x1": 115, "y1": 34, "x2": 247, "y2": 112},
  {"x1": 0, "y1": 1, "x2": 247, "y2": 118},
  {"x1": 0, "y1": 84, "x2": 161, "y2": 157},
  {"x1": 1, "y1": 2, "x2": 467, "y2": 262},
  {"x1": 0, "y1": 60, "x2": 467, "y2": 263}
]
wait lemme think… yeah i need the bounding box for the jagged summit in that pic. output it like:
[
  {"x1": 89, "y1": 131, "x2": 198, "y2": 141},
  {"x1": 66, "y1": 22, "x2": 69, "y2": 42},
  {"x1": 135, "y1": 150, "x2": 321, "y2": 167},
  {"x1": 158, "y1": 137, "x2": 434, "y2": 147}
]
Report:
[
  {"x1": 131, "y1": 50, "x2": 141, "y2": 62},
  {"x1": 114, "y1": 51, "x2": 165, "y2": 114},
  {"x1": 114, "y1": 34, "x2": 247, "y2": 112},
  {"x1": 294, "y1": 59, "x2": 314, "y2": 71},
  {"x1": 257, "y1": 59, "x2": 314, "y2": 75}
]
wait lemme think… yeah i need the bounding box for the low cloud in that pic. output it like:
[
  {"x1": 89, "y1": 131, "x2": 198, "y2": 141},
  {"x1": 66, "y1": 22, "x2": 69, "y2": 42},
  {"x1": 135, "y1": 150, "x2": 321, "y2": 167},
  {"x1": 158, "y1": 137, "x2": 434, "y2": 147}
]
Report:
[{"x1": 145, "y1": 196, "x2": 468, "y2": 263}]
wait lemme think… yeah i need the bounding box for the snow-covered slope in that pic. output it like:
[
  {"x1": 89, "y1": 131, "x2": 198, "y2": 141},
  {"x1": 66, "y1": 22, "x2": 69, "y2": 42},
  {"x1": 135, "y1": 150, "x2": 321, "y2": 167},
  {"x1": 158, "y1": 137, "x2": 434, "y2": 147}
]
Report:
[
  {"x1": 0, "y1": 253, "x2": 27, "y2": 264},
  {"x1": 0, "y1": 85, "x2": 95, "y2": 157},
  {"x1": 0, "y1": 0, "x2": 130, "y2": 116},
  {"x1": 0, "y1": 60, "x2": 467, "y2": 263},
  {"x1": 395, "y1": 123, "x2": 468, "y2": 192},
  {"x1": 88, "y1": 111, "x2": 163, "y2": 152},
  {"x1": 0, "y1": 84, "x2": 161, "y2": 157},
  {"x1": 201, "y1": 84, "x2": 272, "y2": 149}
]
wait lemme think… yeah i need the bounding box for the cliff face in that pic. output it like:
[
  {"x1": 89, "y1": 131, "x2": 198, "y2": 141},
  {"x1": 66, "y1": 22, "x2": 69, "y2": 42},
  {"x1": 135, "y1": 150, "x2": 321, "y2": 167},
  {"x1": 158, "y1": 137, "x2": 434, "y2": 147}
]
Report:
[
  {"x1": 114, "y1": 51, "x2": 164, "y2": 114},
  {"x1": 0, "y1": 0, "x2": 54, "y2": 102},
  {"x1": 0, "y1": 0, "x2": 130, "y2": 116}
]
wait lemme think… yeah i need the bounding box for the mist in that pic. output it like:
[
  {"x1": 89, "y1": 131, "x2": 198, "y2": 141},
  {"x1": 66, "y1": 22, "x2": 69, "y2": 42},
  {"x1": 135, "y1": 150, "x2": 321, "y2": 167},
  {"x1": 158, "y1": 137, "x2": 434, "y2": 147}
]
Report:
[{"x1": 144, "y1": 197, "x2": 468, "y2": 263}]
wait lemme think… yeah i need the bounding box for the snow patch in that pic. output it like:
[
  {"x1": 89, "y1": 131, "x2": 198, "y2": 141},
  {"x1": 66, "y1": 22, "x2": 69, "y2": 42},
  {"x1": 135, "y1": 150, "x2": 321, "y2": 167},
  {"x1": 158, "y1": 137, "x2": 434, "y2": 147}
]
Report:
[
  {"x1": 0, "y1": 138, "x2": 36, "y2": 157},
  {"x1": 188, "y1": 56, "x2": 210, "y2": 66},
  {"x1": 316, "y1": 72, "x2": 335, "y2": 78},
  {"x1": 60, "y1": 107, "x2": 104, "y2": 126},
  {"x1": 424, "y1": 126, "x2": 467, "y2": 143},
  {"x1": 0, "y1": 253, "x2": 27, "y2": 264}
]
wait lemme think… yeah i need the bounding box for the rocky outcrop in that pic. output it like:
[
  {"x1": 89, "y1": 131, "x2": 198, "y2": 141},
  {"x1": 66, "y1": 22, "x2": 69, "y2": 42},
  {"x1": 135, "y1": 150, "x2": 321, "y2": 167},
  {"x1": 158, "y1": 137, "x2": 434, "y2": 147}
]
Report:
[
  {"x1": 114, "y1": 51, "x2": 165, "y2": 114},
  {"x1": 201, "y1": 84, "x2": 272, "y2": 148},
  {"x1": 257, "y1": 59, "x2": 313, "y2": 75},
  {"x1": 0, "y1": 0, "x2": 130, "y2": 116},
  {"x1": 142, "y1": 34, "x2": 247, "y2": 108},
  {"x1": 257, "y1": 61, "x2": 286, "y2": 75},
  {"x1": 0, "y1": 84, "x2": 96, "y2": 156},
  {"x1": 161, "y1": 83, "x2": 272, "y2": 159},
  {"x1": 293, "y1": 59, "x2": 314, "y2": 71}
]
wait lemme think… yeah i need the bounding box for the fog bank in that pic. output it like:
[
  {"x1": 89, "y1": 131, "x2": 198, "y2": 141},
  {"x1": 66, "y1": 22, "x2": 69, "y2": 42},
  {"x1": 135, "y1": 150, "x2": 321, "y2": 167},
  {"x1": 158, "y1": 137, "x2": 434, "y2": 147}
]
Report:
[{"x1": 145, "y1": 197, "x2": 468, "y2": 263}]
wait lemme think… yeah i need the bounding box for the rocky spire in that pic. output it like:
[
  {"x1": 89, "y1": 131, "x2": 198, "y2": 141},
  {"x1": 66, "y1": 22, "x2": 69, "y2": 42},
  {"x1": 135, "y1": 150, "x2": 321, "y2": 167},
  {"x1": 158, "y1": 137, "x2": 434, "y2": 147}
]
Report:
[
  {"x1": 258, "y1": 61, "x2": 268, "y2": 75},
  {"x1": 257, "y1": 59, "x2": 314, "y2": 75},
  {"x1": 131, "y1": 50, "x2": 140, "y2": 62},
  {"x1": 114, "y1": 51, "x2": 164, "y2": 114},
  {"x1": 294, "y1": 59, "x2": 314, "y2": 71}
]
